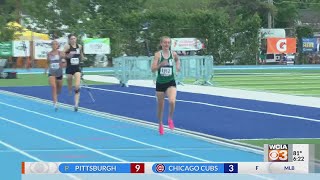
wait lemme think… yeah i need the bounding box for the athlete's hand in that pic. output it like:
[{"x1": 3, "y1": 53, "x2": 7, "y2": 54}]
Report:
[
  {"x1": 159, "y1": 60, "x2": 169, "y2": 67},
  {"x1": 61, "y1": 59, "x2": 66, "y2": 68},
  {"x1": 67, "y1": 51, "x2": 76, "y2": 58}
]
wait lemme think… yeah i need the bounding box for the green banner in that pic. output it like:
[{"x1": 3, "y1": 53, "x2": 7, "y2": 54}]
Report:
[
  {"x1": 83, "y1": 38, "x2": 110, "y2": 54},
  {"x1": 0, "y1": 42, "x2": 13, "y2": 57}
]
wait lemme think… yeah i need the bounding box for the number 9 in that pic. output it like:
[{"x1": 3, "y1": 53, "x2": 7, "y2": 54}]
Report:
[{"x1": 135, "y1": 165, "x2": 140, "y2": 172}]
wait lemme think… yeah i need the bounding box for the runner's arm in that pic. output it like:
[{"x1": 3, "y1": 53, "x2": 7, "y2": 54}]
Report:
[{"x1": 173, "y1": 51, "x2": 180, "y2": 72}]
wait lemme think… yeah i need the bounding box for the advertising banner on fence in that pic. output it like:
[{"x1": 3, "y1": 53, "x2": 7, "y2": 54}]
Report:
[
  {"x1": 13, "y1": 41, "x2": 30, "y2": 57},
  {"x1": 301, "y1": 38, "x2": 320, "y2": 52},
  {"x1": 267, "y1": 38, "x2": 296, "y2": 54},
  {"x1": 260, "y1": 28, "x2": 286, "y2": 39},
  {"x1": 171, "y1": 38, "x2": 203, "y2": 51},
  {"x1": 83, "y1": 38, "x2": 110, "y2": 54},
  {"x1": 34, "y1": 39, "x2": 67, "y2": 59},
  {"x1": 0, "y1": 42, "x2": 13, "y2": 57}
]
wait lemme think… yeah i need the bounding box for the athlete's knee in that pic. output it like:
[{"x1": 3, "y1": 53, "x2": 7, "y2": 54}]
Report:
[
  {"x1": 67, "y1": 75, "x2": 72, "y2": 80},
  {"x1": 74, "y1": 88, "x2": 80, "y2": 94},
  {"x1": 51, "y1": 84, "x2": 57, "y2": 89},
  {"x1": 157, "y1": 99, "x2": 165, "y2": 105},
  {"x1": 168, "y1": 98, "x2": 175, "y2": 105},
  {"x1": 156, "y1": 96, "x2": 164, "y2": 103}
]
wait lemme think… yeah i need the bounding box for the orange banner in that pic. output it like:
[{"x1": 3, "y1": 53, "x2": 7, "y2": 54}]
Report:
[{"x1": 267, "y1": 38, "x2": 296, "y2": 54}]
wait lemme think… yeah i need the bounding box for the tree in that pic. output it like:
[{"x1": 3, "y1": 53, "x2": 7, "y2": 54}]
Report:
[
  {"x1": 273, "y1": 0, "x2": 299, "y2": 28},
  {"x1": 0, "y1": 0, "x2": 20, "y2": 41},
  {"x1": 21, "y1": 0, "x2": 147, "y2": 56},
  {"x1": 213, "y1": 0, "x2": 271, "y2": 28},
  {"x1": 19, "y1": 0, "x2": 304, "y2": 66},
  {"x1": 144, "y1": 0, "x2": 213, "y2": 10},
  {"x1": 232, "y1": 13, "x2": 262, "y2": 65}
]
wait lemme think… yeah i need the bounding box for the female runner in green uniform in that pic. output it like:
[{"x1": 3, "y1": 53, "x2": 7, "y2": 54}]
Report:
[{"x1": 151, "y1": 36, "x2": 180, "y2": 135}]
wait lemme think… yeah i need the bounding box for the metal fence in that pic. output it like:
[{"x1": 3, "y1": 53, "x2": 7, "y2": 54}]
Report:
[
  {"x1": 177, "y1": 56, "x2": 214, "y2": 85},
  {"x1": 0, "y1": 59, "x2": 7, "y2": 73},
  {"x1": 113, "y1": 55, "x2": 214, "y2": 87}
]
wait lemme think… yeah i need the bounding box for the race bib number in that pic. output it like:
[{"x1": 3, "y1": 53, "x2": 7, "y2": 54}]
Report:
[
  {"x1": 160, "y1": 67, "x2": 172, "y2": 76},
  {"x1": 70, "y1": 58, "x2": 79, "y2": 65},
  {"x1": 50, "y1": 63, "x2": 60, "y2": 69}
]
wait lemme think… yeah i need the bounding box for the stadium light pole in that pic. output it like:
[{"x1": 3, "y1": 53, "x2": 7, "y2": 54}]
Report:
[
  {"x1": 142, "y1": 22, "x2": 151, "y2": 57},
  {"x1": 268, "y1": 0, "x2": 273, "y2": 28}
]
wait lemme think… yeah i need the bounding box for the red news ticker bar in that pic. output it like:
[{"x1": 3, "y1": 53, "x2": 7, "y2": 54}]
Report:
[
  {"x1": 130, "y1": 163, "x2": 145, "y2": 173},
  {"x1": 21, "y1": 162, "x2": 25, "y2": 174}
]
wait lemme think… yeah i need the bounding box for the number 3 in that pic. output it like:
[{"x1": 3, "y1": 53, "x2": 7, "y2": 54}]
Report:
[
  {"x1": 279, "y1": 150, "x2": 288, "y2": 161},
  {"x1": 229, "y1": 165, "x2": 234, "y2": 172}
]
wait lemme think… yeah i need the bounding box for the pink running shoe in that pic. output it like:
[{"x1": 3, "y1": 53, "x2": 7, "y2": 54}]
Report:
[
  {"x1": 168, "y1": 119, "x2": 175, "y2": 130},
  {"x1": 159, "y1": 124, "x2": 164, "y2": 135}
]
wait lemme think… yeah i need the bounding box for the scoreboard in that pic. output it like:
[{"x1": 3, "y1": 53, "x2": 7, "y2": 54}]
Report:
[
  {"x1": 21, "y1": 144, "x2": 318, "y2": 176},
  {"x1": 21, "y1": 162, "x2": 311, "y2": 174}
]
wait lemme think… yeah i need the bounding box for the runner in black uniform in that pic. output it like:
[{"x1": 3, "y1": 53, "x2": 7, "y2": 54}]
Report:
[{"x1": 64, "y1": 34, "x2": 85, "y2": 112}]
